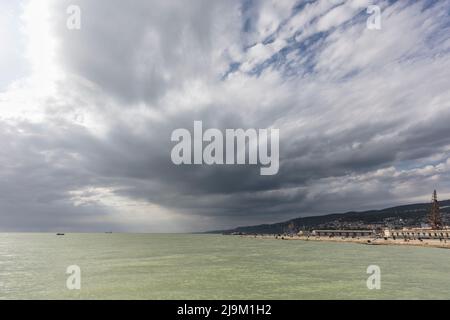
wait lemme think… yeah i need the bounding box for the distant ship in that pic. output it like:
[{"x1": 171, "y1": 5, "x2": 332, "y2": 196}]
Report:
[{"x1": 56, "y1": 233, "x2": 65, "y2": 236}]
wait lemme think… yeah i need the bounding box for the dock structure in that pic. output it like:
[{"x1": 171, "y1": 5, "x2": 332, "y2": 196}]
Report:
[{"x1": 384, "y1": 228, "x2": 450, "y2": 239}]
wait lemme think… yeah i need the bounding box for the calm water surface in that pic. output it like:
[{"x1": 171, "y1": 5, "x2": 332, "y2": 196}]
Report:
[{"x1": 0, "y1": 233, "x2": 449, "y2": 299}]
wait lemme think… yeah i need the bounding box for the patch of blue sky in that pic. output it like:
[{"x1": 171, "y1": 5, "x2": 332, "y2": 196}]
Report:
[
  {"x1": 225, "y1": 0, "x2": 450, "y2": 80},
  {"x1": 292, "y1": 0, "x2": 317, "y2": 15},
  {"x1": 221, "y1": 62, "x2": 242, "y2": 80},
  {"x1": 247, "y1": 29, "x2": 329, "y2": 78}
]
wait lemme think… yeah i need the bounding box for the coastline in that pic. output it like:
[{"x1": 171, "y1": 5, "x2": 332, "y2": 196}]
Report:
[{"x1": 238, "y1": 234, "x2": 450, "y2": 249}]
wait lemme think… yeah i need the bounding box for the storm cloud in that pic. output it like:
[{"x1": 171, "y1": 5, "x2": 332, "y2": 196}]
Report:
[{"x1": 1, "y1": 0, "x2": 450, "y2": 232}]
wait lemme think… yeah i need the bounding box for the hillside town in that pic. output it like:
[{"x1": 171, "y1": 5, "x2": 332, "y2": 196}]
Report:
[
  {"x1": 232, "y1": 191, "x2": 450, "y2": 248},
  {"x1": 305, "y1": 190, "x2": 450, "y2": 240}
]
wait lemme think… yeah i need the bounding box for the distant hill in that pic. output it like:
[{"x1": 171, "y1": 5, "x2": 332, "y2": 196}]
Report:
[{"x1": 210, "y1": 199, "x2": 450, "y2": 235}]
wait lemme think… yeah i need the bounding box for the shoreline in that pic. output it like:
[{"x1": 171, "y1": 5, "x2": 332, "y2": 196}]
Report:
[{"x1": 238, "y1": 234, "x2": 450, "y2": 249}]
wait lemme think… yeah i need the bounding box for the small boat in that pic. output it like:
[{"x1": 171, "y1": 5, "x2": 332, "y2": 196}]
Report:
[{"x1": 56, "y1": 233, "x2": 65, "y2": 236}]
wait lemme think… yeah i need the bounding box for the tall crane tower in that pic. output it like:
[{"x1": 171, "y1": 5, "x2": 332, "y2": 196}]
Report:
[{"x1": 428, "y1": 190, "x2": 443, "y2": 230}]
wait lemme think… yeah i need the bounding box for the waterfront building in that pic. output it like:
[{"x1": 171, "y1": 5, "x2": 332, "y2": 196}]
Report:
[
  {"x1": 311, "y1": 230, "x2": 376, "y2": 237},
  {"x1": 384, "y1": 228, "x2": 450, "y2": 239}
]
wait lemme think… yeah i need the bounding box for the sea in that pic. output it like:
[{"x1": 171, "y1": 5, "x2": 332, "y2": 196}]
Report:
[{"x1": 0, "y1": 233, "x2": 449, "y2": 299}]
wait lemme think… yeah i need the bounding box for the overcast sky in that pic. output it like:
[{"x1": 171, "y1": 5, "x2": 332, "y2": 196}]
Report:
[{"x1": 1, "y1": 0, "x2": 450, "y2": 232}]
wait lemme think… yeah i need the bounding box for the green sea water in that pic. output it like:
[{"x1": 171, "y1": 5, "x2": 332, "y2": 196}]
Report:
[{"x1": 0, "y1": 233, "x2": 449, "y2": 299}]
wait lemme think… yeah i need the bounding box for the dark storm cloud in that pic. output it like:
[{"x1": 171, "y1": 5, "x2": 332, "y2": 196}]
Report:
[
  {"x1": 1, "y1": 0, "x2": 450, "y2": 231},
  {"x1": 50, "y1": 0, "x2": 239, "y2": 105}
]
